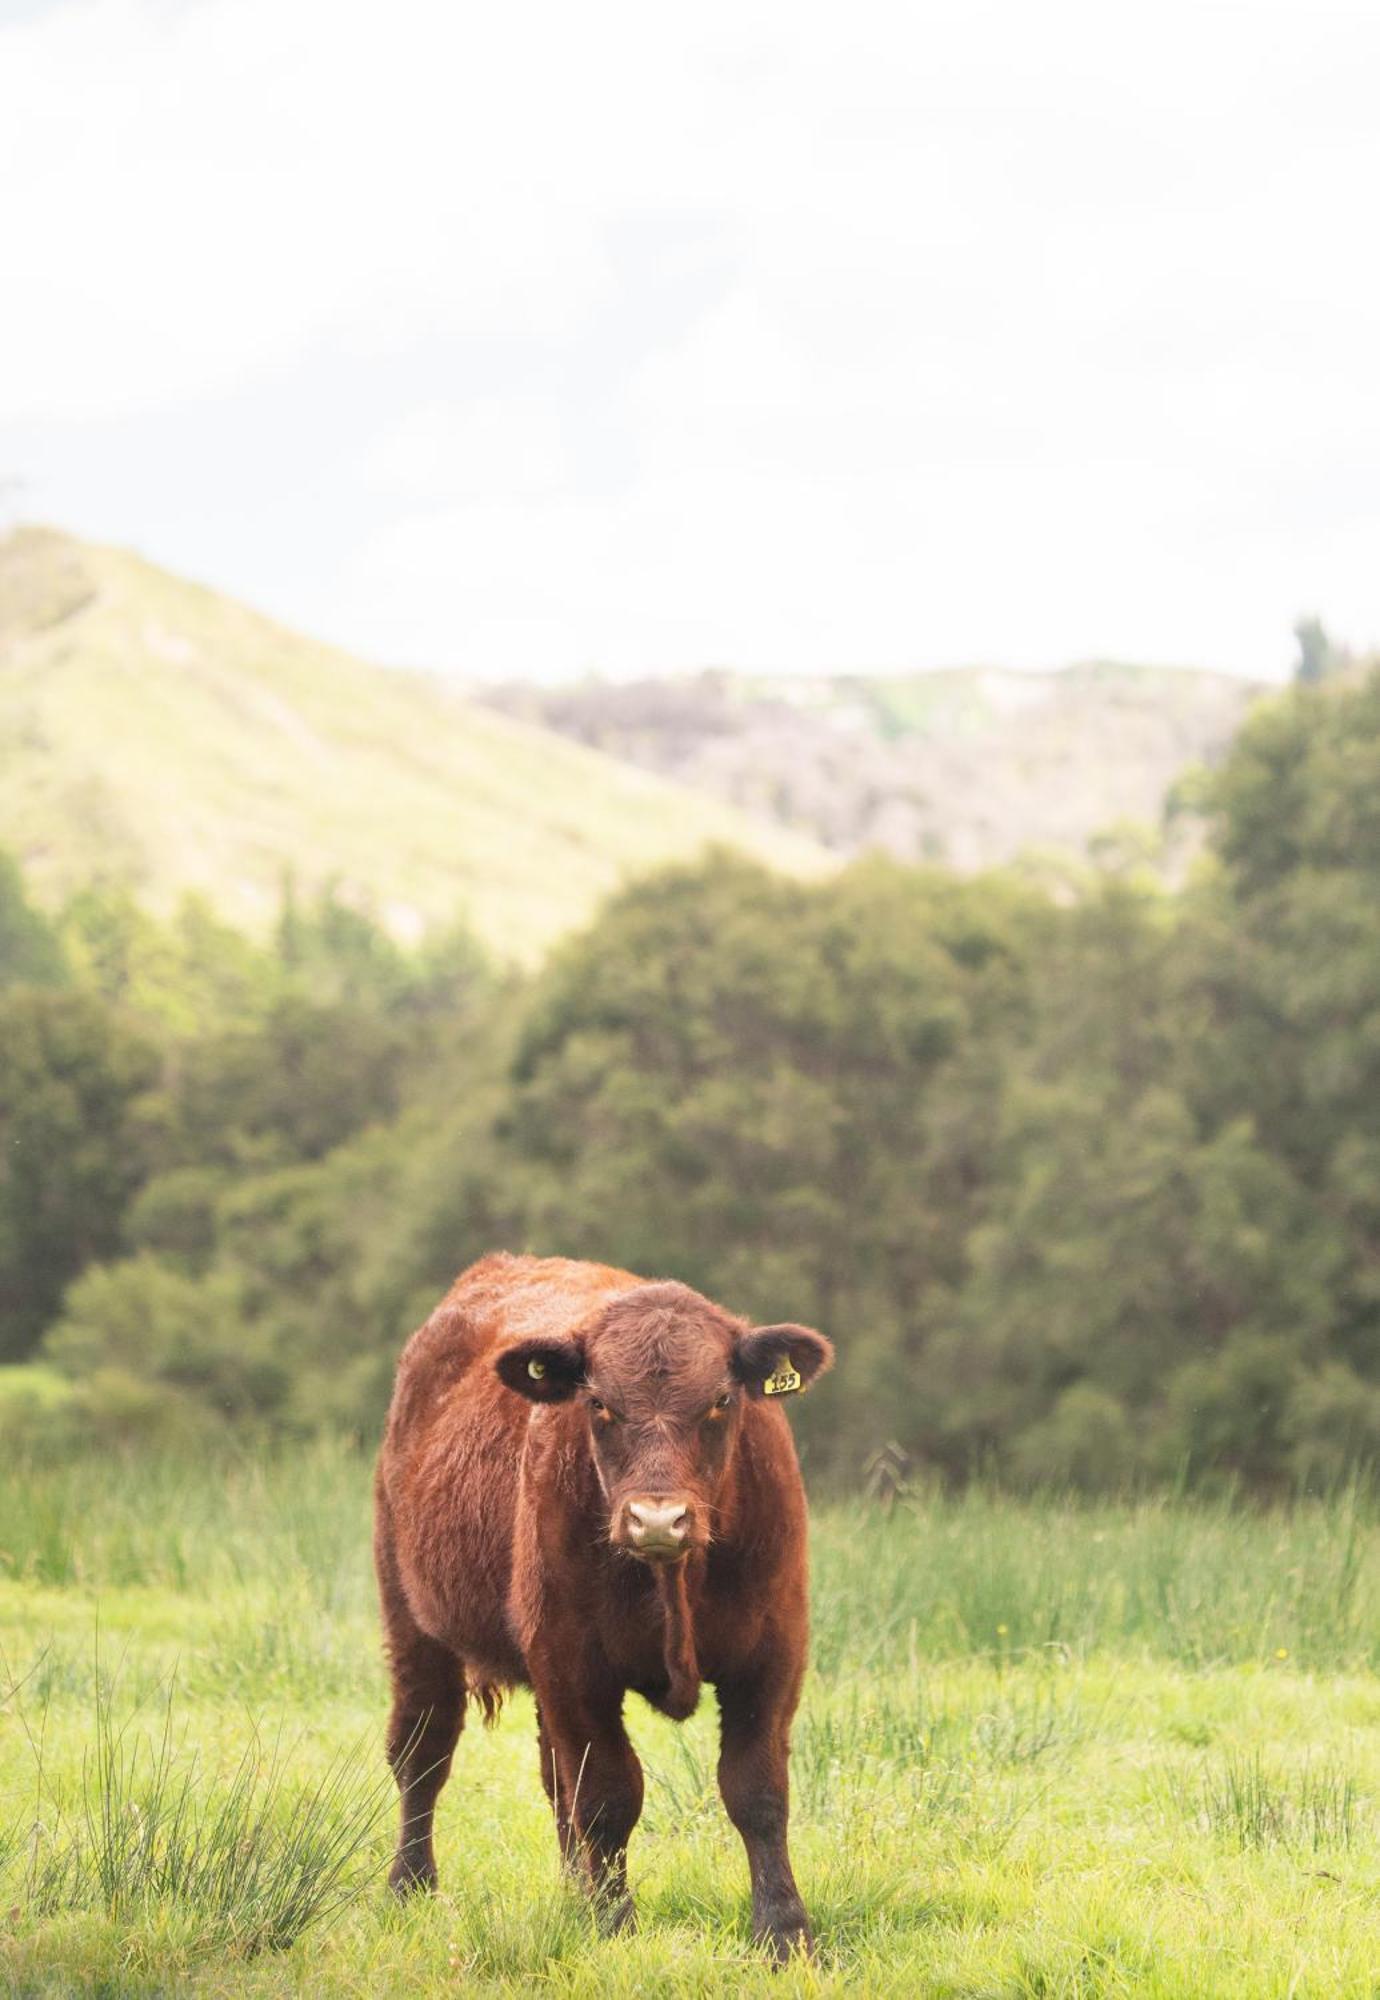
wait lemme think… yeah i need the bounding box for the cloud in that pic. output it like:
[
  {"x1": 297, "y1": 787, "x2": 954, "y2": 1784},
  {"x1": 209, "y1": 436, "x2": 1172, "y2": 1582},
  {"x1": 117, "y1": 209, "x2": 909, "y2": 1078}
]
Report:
[
  {"x1": 358, "y1": 396, "x2": 571, "y2": 504},
  {"x1": 3, "y1": 0, "x2": 1379, "y2": 676}
]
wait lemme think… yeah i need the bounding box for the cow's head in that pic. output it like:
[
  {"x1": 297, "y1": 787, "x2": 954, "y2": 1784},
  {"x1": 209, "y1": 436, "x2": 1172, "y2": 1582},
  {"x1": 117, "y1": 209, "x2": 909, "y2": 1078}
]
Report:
[{"x1": 495, "y1": 1282, "x2": 832, "y2": 1564}]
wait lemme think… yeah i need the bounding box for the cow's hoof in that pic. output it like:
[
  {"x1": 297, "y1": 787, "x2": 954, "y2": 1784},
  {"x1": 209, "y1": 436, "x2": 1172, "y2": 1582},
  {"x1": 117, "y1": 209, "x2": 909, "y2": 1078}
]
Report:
[
  {"x1": 757, "y1": 1912, "x2": 814, "y2": 1965},
  {"x1": 594, "y1": 1890, "x2": 636, "y2": 1937},
  {"x1": 388, "y1": 1856, "x2": 437, "y2": 1898}
]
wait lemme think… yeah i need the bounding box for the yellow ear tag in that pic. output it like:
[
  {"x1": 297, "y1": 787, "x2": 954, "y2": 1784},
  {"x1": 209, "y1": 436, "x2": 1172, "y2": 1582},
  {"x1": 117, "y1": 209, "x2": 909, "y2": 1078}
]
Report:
[
  {"x1": 527, "y1": 1359, "x2": 547, "y2": 1380},
  {"x1": 763, "y1": 1362, "x2": 801, "y2": 1397}
]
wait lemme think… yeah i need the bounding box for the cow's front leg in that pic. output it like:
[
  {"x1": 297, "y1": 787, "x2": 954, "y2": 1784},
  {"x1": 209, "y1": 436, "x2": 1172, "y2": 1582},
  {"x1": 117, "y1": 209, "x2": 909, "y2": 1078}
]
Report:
[
  {"x1": 532, "y1": 1674, "x2": 643, "y2": 1931},
  {"x1": 716, "y1": 1671, "x2": 811, "y2": 1960}
]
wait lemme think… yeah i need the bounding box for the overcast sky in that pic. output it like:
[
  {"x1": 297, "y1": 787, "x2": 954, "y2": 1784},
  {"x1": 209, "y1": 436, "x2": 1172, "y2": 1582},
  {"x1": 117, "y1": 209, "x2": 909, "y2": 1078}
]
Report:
[{"x1": 3, "y1": 0, "x2": 1378, "y2": 683}]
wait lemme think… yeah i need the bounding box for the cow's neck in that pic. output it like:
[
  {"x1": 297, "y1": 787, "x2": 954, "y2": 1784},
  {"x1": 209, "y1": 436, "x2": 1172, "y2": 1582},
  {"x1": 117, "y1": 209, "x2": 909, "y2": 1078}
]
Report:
[{"x1": 653, "y1": 1561, "x2": 701, "y2": 1720}]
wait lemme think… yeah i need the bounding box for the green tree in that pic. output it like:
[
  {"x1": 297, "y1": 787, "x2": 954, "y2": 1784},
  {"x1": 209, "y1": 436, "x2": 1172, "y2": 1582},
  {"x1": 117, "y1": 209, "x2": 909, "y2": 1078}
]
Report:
[
  {"x1": 60, "y1": 884, "x2": 275, "y2": 1031},
  {"x1": 44, "y1": 1253, "x2": 287, "y2": 1422},
  {"x1": 927, "y1": 1088, "x2": 1342, "y2": 1485},
  {"x1": 1199, "y1": 666, "x2": 1380, "y2": 1379},
  {"x1": 0, "y1": 989, "x2": 158, "y2": 1357},
  {"x1": 1291, "y1": 614, "x2": 1346, "y2": 685},
  {"x1": 0, "y1": 848, "x2": 67, "y2": 990},
  {"x1": 153, "y1": 997, "x2": 410, "y2": 1171},
  {"x1": 485, "y1": 852, "x2": 1044, "y2": 1473}
]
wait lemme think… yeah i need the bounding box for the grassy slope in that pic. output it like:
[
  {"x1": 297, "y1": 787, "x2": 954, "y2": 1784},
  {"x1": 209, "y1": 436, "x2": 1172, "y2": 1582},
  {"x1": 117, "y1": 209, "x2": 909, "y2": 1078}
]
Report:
[
  {"x1": 3, "y1": 1451, "x2": 1380, "y2": 1996},
  {"x1": 0, "y1": 528, "x2": 825, "y2": 963}
]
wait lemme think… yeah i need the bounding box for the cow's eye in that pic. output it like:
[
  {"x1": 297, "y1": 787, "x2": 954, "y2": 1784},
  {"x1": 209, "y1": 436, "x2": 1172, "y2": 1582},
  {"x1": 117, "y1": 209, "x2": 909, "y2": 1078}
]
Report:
[
  {"x1": 714, "y1": 1392, "x2": 732, "y2": 1411},
  {"x1": 588, "y1": 1397, "x2": 605, "y2": 1413}
]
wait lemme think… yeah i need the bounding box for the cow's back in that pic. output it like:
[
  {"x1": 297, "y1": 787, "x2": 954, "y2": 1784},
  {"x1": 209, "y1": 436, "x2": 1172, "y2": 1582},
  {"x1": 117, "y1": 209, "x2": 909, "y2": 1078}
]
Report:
[{"x1": 376, "y1": 1253, "x2": 640, "y2": 1678}]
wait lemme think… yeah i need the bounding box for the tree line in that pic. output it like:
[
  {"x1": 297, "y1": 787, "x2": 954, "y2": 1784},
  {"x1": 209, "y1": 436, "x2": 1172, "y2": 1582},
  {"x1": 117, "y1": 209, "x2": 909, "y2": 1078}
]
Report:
[{"x1": 3, "y1": 664, "x2": 1380, "y2": 1490}]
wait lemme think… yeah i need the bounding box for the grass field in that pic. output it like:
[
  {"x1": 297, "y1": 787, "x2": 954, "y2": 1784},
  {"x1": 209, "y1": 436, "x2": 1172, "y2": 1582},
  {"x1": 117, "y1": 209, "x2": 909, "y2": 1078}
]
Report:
[{"x1": 3, "y1": 1449, "x2": 1380, "y2": 1996}]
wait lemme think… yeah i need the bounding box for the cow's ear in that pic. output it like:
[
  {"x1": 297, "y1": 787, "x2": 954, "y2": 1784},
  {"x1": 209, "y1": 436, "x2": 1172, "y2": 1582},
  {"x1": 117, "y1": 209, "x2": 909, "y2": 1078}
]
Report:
[
  {"x1": 495, "y1": 1336, "x2": 585, "y2": 1403},
  {"x1": 733, "y1": 1324, "x2": 833, "y2": 1400}
]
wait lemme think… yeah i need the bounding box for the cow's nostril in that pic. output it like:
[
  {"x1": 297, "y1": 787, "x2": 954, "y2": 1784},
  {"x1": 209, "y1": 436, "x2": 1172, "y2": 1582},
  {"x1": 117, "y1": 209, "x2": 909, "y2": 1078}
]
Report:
[{"x1": 626, "y1": 1499, "x2": 691, "y2": 1548}]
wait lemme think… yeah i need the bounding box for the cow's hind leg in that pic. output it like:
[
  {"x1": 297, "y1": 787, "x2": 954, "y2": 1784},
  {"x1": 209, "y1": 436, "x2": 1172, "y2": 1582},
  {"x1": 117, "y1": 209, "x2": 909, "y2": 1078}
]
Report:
[{"x1": 376, "y1": 1504, "x2": 464, "y2": 1894}]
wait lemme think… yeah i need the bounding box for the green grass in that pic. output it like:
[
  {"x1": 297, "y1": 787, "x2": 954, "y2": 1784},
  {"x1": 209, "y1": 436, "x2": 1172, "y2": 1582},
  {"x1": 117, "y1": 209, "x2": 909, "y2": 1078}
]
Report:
[
  {"x1": 0, "y1": 526, "x2": 827, "y2": 963},
  {"x1": 4, "y1": 1450, "x2": 1380, "y2": 1995},
  {"x1": 5, "y1": 1669, "x2": 391, "y2": 1957}
]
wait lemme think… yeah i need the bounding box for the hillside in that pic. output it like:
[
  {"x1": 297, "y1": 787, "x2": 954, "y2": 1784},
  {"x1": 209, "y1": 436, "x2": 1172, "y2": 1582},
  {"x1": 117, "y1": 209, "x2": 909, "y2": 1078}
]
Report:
[
  {"x1": 0, "y1": 528, "x2": 827, "y2": 961},
  {"x1": 485, "y1": 662, "x2": 1271, "y2": 871}
]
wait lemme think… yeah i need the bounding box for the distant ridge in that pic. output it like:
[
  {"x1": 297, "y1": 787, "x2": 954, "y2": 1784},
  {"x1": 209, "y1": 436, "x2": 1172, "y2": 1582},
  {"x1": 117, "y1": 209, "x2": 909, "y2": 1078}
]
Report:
[
  {"x1": 0, "y1": 527, "x2": 828, "y2": 962},
  {"x1": 484, "y1": 661, "x2": 1271, "y2": 873}
]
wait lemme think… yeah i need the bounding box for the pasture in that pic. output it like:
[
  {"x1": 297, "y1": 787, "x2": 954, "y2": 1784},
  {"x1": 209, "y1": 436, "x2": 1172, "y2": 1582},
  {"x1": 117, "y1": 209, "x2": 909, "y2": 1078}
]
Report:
[{"x1": 3, "y1": 1448, "x2": 1380, "y2": 1996}]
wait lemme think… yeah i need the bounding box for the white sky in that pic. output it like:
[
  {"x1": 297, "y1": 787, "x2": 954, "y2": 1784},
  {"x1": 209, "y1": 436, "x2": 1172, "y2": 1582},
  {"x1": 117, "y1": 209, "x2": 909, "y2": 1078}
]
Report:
[{"x1": 3, "y1": 0, "x2": 1378, "y2": 683}]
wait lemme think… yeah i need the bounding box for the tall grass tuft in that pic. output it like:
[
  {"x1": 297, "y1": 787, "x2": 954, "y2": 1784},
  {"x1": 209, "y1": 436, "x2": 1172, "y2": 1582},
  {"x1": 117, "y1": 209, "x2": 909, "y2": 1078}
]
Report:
[
  {"x1": 1154, "y1": 1749, "x2": 1363, "y2": 1854},
  {"x1": 13, "y1": 1669, "x2": 392, "y2": 1956}
]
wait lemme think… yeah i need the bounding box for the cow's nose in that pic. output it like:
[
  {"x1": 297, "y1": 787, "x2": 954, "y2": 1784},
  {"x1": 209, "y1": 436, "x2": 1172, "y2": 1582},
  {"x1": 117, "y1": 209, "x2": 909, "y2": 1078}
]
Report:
[{"x1": 624, "y1": 1498, "x2": 690, "y2": 1556}]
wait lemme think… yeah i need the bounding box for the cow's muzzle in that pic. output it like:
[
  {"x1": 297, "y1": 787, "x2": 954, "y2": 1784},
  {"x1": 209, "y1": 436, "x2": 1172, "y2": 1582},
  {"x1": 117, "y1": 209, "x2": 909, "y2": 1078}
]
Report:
[{"x1": 618, "y1": 1495, "x2": 693, "y2": 1562}]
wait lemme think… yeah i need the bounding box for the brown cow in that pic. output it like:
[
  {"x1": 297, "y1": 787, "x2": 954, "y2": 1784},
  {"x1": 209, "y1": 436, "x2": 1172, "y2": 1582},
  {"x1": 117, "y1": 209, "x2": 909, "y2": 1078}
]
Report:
[{"x1": 373, "y1": 1252, "x2": 833, "y2": 1958}]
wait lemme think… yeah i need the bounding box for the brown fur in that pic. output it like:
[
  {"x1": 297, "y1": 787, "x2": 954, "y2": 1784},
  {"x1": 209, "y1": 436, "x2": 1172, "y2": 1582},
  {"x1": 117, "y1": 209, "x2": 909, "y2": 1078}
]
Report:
[{"x1": 373, "y1": 1252, "x2": 833, "y2": 1958}]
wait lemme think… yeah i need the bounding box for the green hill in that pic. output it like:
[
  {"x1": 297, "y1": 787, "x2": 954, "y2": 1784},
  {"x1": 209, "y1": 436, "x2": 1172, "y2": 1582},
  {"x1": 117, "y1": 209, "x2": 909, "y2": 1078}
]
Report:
[{"x1": 0, "y1": 527, "x2": 827, "y2": 961}]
